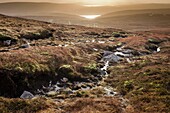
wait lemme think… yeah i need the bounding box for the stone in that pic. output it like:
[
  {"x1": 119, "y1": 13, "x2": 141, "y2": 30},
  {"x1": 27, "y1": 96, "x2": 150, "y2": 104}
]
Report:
[
  {"x1": 98, "y1": 41, "x2": 105, "y2": 44},
  {"x1": 20, "y1": 43, "x2": 30, "y2": 48},
  {"x1": 56, "y1": 95, "x2": 65, "y2": 99},
  {"x1": 103, "y1": 51, "x2": 114, "y2": 57},
  {"x1": 20, "y1": 91, "x2": 34, "y2": 99},
  {"x1": 54, "y1": 85, "x2": 62, "y2": 92},
  {"x1": 46, "y1": 91, "x2": 57, "y2": 97},
  {"x1": 103, "y1": 54, "x2": 121, "y2": 63},
  {"x1": 3, "y1": 40, "x2": 11, "y2": 46},
  {"x1": 114, "y1": 51, "x2": 132, "y2": 57},
  {"x1": 86, "y1": 83, "x2": 94, "y2": 88},
  {"x1": 157, "y1": 47, "x2": 161, "y2": 52},
  {"x1": 61, "y1": 77, "x2": 68, "y2": 83}
]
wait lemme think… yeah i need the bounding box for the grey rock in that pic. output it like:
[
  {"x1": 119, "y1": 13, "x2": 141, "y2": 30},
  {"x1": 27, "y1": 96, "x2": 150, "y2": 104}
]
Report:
[
  {"x1": 3, "y1": 40, "x2": 11, "y2": 46},
  {"x1": 20, "y1": 91, "x2": 34, "y2": 99},
  {"x1": 103, "y1": 54, "x2": 121, "y2": 63},
  {"x1": 46, "y1": 91, "x2": 57, "y2": 97},
  {"x1": 103, "y1": 51, "x2": 114, "y2": 57}
]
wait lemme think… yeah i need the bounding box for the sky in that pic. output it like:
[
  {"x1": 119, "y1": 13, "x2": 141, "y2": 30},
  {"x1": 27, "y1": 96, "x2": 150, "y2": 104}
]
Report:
[{"x1": 0, "y1": 0, "x2": 170, "y2": 5}]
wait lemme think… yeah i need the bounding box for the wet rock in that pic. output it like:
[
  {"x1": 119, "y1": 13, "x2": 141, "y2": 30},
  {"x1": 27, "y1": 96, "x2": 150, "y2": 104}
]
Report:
[
  {"x1": 61, "y1": 77, "x2": 68, "y2": 83},
  {"x1": 73, "y1": 84, "x2": 82, "y2": 90},
  {"x1": 3, "y1": 40, "x2": 11, "y2": 46},
  {"x1": 157, "y1": 47, "x2": 161, "y2": 52},
  {"x1": 104, "y1": 87, "x2": 117, "y2": 96},
  {"x1": 114, "y1": 51, "x2": 132, "y2": 57},
  {"x1": 122, "y1": 49, "x2": 134, "y2": 54},
  {"x1": 46, "y1": 91, "x2": 57, "y2": 97},
  {"x1": 126, "y1": 58, "x2": 132, "y2": 63},
  {"x1": 56, "y1": 94, "x2": 65, "y2": 99},
  {"x1": 20, "y1": 43, "x2": 30, "y2": 48},
  {"x1": 98, "y1": 69, "x2": 106, "y2": 76},
  {"x1": 93, "y1": 48, "x2": 98, "y2": 51},
  {"x1": 86, "y1": 83, "x2": 94, "y2": 88},
  {"x1": 20, "y1": 39, "x2": 30, "y2": 48},
  {"x1": 20, "y1": 91, "x2": 34, "y2": 99},
  {"x1": 36, "y1": 89, "x2": 45, "y2": 95},
  {"x1": 98, "y1": 41, "x2": 105, "y2": 44},
  {"x1": 103, "y1": 54, "x2": 121, "y2": 63},
  {"x1": 63, "y1": 88, "x2": 73, "y2": 94},
  {"x1": 102, "y1": 51, "x2": 114, "y2": 57},
  {"x1": 54, "y1": 85, "x2": 62, "y2": 92}
]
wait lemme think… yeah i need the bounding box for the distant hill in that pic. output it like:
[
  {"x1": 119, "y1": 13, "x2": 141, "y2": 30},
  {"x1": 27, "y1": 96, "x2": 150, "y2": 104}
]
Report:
[
  {"x1": 100, "y1": 8, "x2": 170, "y2": 18},
  {"x1": 77, "y1": 3, "x2": 170, "y2": 15},
  {"x1": 0, "y1": 2, "x2": 82, "y2": 16},
  {"x1": 0, "y1": 2, "x2": 170, "y2": 16},
  {"x1": 96, "y1": 10, "x2": 170, "y2": 31},
  {"x1": 0, "y1": 2, "x2": 170, "y2": 31}
]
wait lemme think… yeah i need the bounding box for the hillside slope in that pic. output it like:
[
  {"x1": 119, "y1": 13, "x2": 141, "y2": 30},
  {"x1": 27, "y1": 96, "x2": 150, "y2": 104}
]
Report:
[{"x1": 0, "y1": 14, "x2": 169, "y2": 113}]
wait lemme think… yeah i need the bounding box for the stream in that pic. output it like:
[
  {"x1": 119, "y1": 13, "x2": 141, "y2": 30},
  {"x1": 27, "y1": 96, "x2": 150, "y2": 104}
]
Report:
[{"x1": 20, "y1": 44, "x2": 161, "y2": 112}]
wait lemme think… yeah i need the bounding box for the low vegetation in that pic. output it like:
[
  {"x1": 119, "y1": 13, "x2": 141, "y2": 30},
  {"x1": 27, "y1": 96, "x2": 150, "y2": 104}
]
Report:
[{"x1": 0, "y1": 14, "x2": 169, "y2": 113}]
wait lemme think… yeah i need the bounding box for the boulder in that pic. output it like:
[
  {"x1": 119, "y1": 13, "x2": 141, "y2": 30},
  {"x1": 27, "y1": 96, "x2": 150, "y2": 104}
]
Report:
[
  {"x1": 103, "y1": 54, "x2": 121, "y2": 63},
  {"x1": 20, "y1": 91, "x2": 34, "y2": 99}
]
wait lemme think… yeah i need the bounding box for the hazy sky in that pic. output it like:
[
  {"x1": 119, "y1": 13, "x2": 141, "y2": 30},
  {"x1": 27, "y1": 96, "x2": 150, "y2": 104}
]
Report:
[{"x1": 0, "y1": 0, "x2": 170, "y2": 5}]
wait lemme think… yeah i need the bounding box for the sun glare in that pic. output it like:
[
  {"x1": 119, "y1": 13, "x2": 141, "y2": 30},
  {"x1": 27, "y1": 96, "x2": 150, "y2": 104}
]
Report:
[
  {"x1": 80, "y1": 15, "x2": 101, "y2": 19},
  {"x1": 83, "y1": 5, "x2": 104, "y2": 7},
  {"x1": 82, "y1": 0, "x2": 115, "y2": 6}
]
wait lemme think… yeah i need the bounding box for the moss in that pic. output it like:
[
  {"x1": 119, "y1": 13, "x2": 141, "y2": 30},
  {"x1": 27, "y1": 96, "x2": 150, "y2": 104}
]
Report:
[
  {"x1": 14, "y1": 62, "x2": 49, "y2": 74},
  {"x1": 58, "y1": 64, "x2": 84, "y2": 81},
  {"x1": 84, "y1": 63, "x2": 97, "y2": 71}
]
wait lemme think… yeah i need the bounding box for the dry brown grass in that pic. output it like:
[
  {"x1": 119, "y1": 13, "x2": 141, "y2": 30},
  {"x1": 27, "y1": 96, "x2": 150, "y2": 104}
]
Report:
[
  {"x1": 0, "y1": 97, "x2": 57, "y2": 113},
  {"x1": 58, "y1": 97, "x2": 134, "y2": 113},
  {"x1": 106, "y1": 51, "x2": 170, "y2": 112}
]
